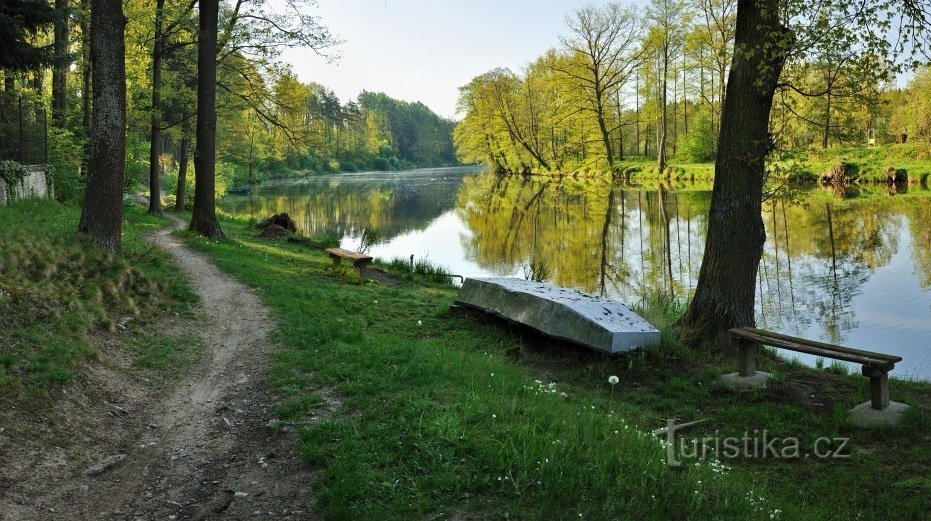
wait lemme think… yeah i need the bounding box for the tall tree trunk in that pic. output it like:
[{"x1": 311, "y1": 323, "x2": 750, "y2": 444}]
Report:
[
  {"x1": 79, "y1": 0, "x2": 126, "y2": 254},
  {"x1": 658, "y1": 45, "x2": 669, "y2": 174},
  {"x1": 678, "y1": 0, "x2": 788, "y2": 340},
  {"x1": 53, "y1": 0, "x2": 70, "y2": 126},
  {"x1": 80, "y1": 0, "x2": 91, "y2": 167},
  {"x1": 596, "y1": 97, "x2": 615, "y2": 167},
  {"x1": 190, "y1": 0, "x2": 223, "y2": 238},
  {"x1": 822, "y1": 89, "x2": 831, "y2": 149},
  {"x1": 174, "y1": 134, "x2": 190, "y2": 211},
  {"x1": 635, "y1": 71, "x2": 640, "y2": 156},
  {"x1": 148, "y1": 0, "x2": 165, "y2": 215}
]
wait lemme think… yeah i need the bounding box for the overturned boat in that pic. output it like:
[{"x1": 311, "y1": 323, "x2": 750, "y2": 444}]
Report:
[{"x1": 454, "y1": 278, "x2": 661, "y2": 354}]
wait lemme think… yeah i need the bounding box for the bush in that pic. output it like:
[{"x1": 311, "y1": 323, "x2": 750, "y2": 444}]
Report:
[
  {"x1": 371, "y1": 157, "x2": 390, "y2": 171},
  {"x1": 682, "y1": 111, "x2": 717, "y2": 163},
  {"x1": 46, "y1": 127, "x2": 85, "y2": 203}
]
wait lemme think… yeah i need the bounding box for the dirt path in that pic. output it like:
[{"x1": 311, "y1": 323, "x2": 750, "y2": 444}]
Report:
[{"x1": 0, "y1": 213, "x2": 316, "y2": 520}]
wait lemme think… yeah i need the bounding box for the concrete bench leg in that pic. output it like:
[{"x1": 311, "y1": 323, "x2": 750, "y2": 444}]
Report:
[
  {"x1": 722, "y1": 339, "x2": 770, "y2": 389},
  {"x1": 738, "y1": 339, "x2": 757, "y2": 377},
  {"x1": 848, "y1": 365, "x2": 909, "y2": 427},
  {"x1": 864, "y1": 366, "x2": 890, "y2": 410}
]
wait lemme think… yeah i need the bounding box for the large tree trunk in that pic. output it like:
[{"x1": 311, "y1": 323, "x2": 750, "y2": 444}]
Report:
[
  {"x1": 53, "y1": 0, "x2": 70, "y2": 126},
  {"x1": 80, "y1": 0, "x2": 91, "y2": 167},
  {"x1": 174, "y1": 134, "x2": 190, "y2": 211},
  {"x1": 678, "y1": 0, "x2": 788, "y2": 341},
  {"x1": 147, "y1": 0, "x2": 165, "y2": 215},
  {"x1": 658, "y1": 45, "x2": 669, "y2": 174},
  {"x1": 78, "y1": 0, "x2": 126, "y2": 254},
  {"x1": 189, "y1": 0, "x2": 223, "y2": 238},
  {"x1": 595, "y1": 92, "x2": 615, "y2": 167}
]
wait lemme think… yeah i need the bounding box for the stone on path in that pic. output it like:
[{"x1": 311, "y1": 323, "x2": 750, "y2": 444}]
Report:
[
  {"x1": 83, "y1": 454, "x2": 127, "y2": 477},
  {"x1": 455, "y1": 278, "x2": 660, "y2": 354}
]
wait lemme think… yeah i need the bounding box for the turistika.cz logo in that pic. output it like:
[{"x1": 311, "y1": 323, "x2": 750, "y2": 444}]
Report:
[{"x1": 656, "y1": 419, "x2": 851, "y2": 468}]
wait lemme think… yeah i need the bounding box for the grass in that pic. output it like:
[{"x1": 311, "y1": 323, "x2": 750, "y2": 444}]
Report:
[
  {"x1": 0, "y1": 198, "x2": 198, "y2": 394},
  {"x1": 182, "y1": 215, "x2": 931, "y2": 520},
  {"x1": 379, "y1": 255, "x2": 455, "y2": 284}
]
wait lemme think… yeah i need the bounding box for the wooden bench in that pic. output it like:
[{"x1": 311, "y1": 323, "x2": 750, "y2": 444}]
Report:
[
  {"x1": 325, "y1": 248, "x2": 373, "y2": 278},
  {"x1": 728, "y1": 327, "x2": 903, "y2": 412}
]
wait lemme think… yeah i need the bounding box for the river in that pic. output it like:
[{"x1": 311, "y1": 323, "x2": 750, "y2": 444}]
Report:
[{"x1": 224, "y1": 166, "x2": 931, "y2": 380}]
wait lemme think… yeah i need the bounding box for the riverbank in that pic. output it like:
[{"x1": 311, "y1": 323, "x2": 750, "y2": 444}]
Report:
[
  {"x1": 485, "y1": 144, "x2": 931, "y2": 186},
  {"x1": 180, "y1": 213, "x2": 930, "y2": 520},
  {"x1": 2, "y1": 200, "x2": 929, "y2": 519}
]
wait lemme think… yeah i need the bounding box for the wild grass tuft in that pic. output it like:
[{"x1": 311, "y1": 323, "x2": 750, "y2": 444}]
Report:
[{"x1": 0, "y1": 199, "x2": 197, "y2": 392}]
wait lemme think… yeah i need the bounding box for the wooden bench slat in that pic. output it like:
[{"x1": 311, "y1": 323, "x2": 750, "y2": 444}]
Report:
[
  {"x1": 325, "y1": 247, "x2": 373, "y2": 262},
  {"x1": 735, "y1": 327, "x2": 902, "y2": 363},
  {"x1": 729, "y1": 329, "x2": 895, "y2": 369}
]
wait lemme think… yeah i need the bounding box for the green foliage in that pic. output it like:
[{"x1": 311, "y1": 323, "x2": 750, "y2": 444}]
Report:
[
  {"x1": 46, "y1": 127, "x2": 85, "y2": 203},
  {"x1": 0, "y1": 160, "x2": 28, "y2": 202},
  {"x1": 356, "y1": 227, "x2": 380, "y2": 255},
  {"x1": 381, "y1": 255, "x2": 454, "y2": 285},
  {"x1": 681, "y1": 110, "x2": 717, "y2": 163}
]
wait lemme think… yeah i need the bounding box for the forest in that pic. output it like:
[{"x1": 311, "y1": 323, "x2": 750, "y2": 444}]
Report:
[
  {"x1": 0, "y1": 0, "x2": 457, "y2": 210},
  {"x1": 454, "y1": 0, "x2": 931, "y2": 177}
]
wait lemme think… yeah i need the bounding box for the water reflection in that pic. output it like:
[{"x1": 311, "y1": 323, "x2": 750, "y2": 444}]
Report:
[{"x1": 224, "y1": 168, "x2": 931, "y2": 379}]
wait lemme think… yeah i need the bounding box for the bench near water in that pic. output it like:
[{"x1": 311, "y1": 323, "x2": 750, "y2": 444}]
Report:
[
  {"x1": 725, "y1": 327, "x2": 909, "y2": 426},
  {"x1": 325, "y1": 248, "x2": 373, "y2": 277}
]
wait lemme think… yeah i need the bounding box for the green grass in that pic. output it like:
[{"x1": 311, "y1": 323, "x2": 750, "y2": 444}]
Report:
[
  {"x1": 182, "y1": 215, "x2": 931, "y2": 520},
  {"x1": 0, "y1": 199, "x2": 198, "y2": 394}
]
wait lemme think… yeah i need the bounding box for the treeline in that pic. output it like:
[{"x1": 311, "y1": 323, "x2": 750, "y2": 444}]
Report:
[
  {"x1": 252, "y1": 83, "x2": 457, "y2": 179},
  {"x1": 1, "y1": 0, "x2": 455, "y2": 209},
  {"x1": 455, "y1": 0, "x2": 931, "y2": 176}
]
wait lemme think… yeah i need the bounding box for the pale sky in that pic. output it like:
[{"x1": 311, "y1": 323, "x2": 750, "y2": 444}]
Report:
[{"x1": 281, "y1": 0, "x2": 618, "y2": 119}]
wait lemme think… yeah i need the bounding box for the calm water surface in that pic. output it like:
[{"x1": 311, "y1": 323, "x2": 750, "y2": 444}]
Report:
[{"x1": 224, "y1": 166, "x2": 931, "y2": 380}]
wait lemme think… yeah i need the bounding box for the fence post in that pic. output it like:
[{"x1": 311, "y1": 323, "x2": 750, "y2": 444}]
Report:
[
  {"x1": 43, "y1": 107, "x2": 48, "y2": 164},
  {"x1": 18, "y1": 97, "x2": 25, "y2": 163}
]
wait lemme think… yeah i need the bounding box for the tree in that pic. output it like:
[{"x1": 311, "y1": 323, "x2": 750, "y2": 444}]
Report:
[
  {"x1": 0, "y1": 0, "x2": 56, "y2": 73},
  {"x1": 678, "y1": 0, "x2": 929, "y2": 340},
  {"x1": 557, "y1": 3, "x2": 646, "y2": 167},
  {"x1": 52, "y1": 0, "x2": 71, "y2": 125},
  {"x1": 190, "y1": 0, "x2": 223, "y2": 238},
  {"x1": 78, "y1": 0, "x2": 126, "y2": 254},
  {"x1": 647, "y1": 0, "x2": 687, "y2": 174},
  {"x1": 188, "y1": 0, "x2": 338, "y2": 238}
]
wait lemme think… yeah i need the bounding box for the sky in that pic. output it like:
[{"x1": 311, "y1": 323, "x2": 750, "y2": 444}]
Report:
[{"x1": 281, "y1": 0, "x2": 617, "y2": 119}]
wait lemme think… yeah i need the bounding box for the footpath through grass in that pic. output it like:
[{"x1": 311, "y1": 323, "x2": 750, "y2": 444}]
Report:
[{"x1": 183, "y1": 216, "x2": 931, "y2": 520}]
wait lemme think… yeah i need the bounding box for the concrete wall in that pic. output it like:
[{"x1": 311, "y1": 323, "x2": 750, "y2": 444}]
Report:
[{"x1": 0, "y1": 165, "x2": 51, "y2": 206}]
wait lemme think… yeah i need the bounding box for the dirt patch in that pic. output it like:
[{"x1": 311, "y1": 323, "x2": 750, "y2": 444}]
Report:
[
  {"x1": 365, "y1": 267, "x2": 399, "y2": 287},
  {"x1": 256, "y1": 213, "x2": 297, "y2": 233},
  {"x1": 0, "y1": 211, "x2": 318, "y2": 520},
  {"x1": 256, "y1": 223, "x2": 291, "y2": 240}
]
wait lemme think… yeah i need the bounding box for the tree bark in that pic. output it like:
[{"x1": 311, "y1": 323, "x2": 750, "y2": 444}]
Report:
[
  {"x1": 53, "y1": 0, "x2": 70, "y2": 126},
  {"x1": 189, "y1": 0, "x2": 223, "y2": 238},
  {"x1": 174, "y1": 134, "x2": 190, "y2": 211},
  {"x1": 148, "y1": 0, "x2": 165, "y2": 215},
  {"x1": 78, "y1": 0, "x2": 126, "y2": 254},
  {"x1": 678, "y1": 0, "x2": 789, "y2": 341},
  {"x1": 80, "y1": 0, "x2": 91, "y2": 166},
  {"x1": 658, "y1": 44, "x2": 669, "y2": 174}
]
